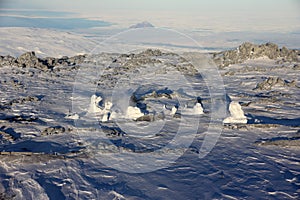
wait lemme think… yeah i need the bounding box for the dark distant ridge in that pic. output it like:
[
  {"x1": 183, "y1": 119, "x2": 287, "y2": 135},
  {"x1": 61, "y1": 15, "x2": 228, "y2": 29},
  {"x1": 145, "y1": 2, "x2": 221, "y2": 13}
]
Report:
[
  {"x1": 129, "y1": 21, "x2": 154, "y2": 29},
  {"x1": 213, "y1": 42, "x2": 299, "y2": 68}
]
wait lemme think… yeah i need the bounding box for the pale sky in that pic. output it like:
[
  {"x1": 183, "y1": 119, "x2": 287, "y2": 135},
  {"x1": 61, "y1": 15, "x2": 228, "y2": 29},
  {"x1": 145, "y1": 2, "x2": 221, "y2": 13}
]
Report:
[{"x1": 1, "y1": 0, "x2": 300, "y2": 31}]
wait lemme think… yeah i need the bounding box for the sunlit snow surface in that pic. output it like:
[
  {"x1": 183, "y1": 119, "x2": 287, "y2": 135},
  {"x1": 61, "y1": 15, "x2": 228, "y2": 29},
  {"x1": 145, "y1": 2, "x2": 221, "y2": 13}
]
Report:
[{"x1": 0, "y1": 48, "x2": 300, "y2": 199}]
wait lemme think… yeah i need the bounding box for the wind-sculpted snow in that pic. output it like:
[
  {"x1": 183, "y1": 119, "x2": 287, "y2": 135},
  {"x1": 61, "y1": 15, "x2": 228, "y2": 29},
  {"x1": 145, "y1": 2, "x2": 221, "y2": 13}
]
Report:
[{"x1": 0, "y1": 44, "x2": 299, "y2": 199}]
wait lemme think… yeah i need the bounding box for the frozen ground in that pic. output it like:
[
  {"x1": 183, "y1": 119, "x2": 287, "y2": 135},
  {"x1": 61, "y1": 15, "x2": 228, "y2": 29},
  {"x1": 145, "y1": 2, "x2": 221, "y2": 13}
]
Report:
[{"x1": 0, "y1": 44, "x2": 300, "y2": 200}]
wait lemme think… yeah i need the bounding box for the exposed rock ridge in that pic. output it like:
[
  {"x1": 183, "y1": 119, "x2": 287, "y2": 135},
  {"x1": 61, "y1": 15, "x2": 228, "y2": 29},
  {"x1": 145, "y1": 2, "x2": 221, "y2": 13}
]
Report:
[
  {"x1": 213, "y1": 42, "x2": 299, "y2": 68},
  {"x1": 0, "y1": 51, "x2": 86, "y2": 70}
]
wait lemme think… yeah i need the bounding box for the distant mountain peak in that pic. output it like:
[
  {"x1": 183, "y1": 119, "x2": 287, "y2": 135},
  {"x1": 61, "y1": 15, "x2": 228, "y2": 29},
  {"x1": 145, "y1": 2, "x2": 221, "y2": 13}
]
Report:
[{"x1": 129, "y1": 21, "x2": 154, "y2": 29}]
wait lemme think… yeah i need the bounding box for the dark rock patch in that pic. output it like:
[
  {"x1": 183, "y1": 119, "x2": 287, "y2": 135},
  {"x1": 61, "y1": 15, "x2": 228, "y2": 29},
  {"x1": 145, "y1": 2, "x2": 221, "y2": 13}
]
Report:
[{"x1": 41, "y1": 126, "x2": 66, "y2": 136}]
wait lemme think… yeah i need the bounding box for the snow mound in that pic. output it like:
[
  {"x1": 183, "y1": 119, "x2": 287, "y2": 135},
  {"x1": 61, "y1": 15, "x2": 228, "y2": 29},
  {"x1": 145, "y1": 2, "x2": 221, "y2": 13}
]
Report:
[
  {"x1": 181, "y1": 103, "x2": 204, "y2": 115},
  {"x1": 191, "y1": 103, "x2": 204, "y2": 115},
  {"x1": 126, "y1": 106, "x2": 144, "y2": 120},
  {"x1": 223, "y1": 101, "x2": 247, "y2": 124}
]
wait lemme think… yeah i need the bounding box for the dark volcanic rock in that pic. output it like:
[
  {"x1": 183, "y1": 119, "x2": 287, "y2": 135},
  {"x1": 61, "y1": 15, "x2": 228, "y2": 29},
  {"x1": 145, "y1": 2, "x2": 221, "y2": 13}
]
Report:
[{"x1": 213, "y1": 42, "x2": 299, "y2": 68}]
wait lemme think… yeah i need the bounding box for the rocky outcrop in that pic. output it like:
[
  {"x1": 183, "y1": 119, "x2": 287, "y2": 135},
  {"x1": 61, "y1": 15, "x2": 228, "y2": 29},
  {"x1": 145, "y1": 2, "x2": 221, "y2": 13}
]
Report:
[
  {"x1": 16, "y1": 51, "x2": 48, "y2": 70},
  {"x1": 255, "y1": 136, "x2": 300, "y2": 147},
  {"x1": 254, "y1": 77, "x2": 298, "y2": 90},
  {"x1": 0, "y1": 96, "x2": 42, "y2": 111},
  {"x1": 41, "y1": 126, "x2": 66, "y2": 136},
  {"x1": 0, "y1": 51, "x2": 86, "y2": 70},
  {"x1": 0, "y1": 55, "x2": 17, "y2": 66},
  {"x1": 132, "y1": 88, "x2": 174, "y2": 102},
  {"x1": 213, "y1": 42, "x2": 299, "y2": 68},
  {"x1": 137, "y1": 49, "x2": 162, "y2": 57},
  {"x1": 1, "y1": 43, "x2": 298, "y2": 71},
  {"x1": 8, "y1": 96, "x2": 41, "y2": 106}
]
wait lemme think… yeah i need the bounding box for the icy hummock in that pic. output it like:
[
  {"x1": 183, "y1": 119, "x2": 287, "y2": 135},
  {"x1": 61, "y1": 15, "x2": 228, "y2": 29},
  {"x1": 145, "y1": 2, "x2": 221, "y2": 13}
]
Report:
[{"x1": 223, "y1": 101, "x2": 247, "y2": 124}]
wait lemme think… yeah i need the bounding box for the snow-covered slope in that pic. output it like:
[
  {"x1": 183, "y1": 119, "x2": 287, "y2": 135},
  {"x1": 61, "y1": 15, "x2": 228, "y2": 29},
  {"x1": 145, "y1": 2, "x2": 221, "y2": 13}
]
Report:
[
  {"x1": 0, "y1": 27, "x2": 96, "y2": 57},
  {"x1": 0, "y1": 46, "x2": 299, "y2": 199}
]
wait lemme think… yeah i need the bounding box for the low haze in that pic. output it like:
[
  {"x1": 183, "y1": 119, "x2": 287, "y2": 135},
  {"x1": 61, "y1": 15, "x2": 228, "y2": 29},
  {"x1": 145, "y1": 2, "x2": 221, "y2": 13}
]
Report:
[{"x1": 1, "y1": 0, "x2": 300, "y2": 31}]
